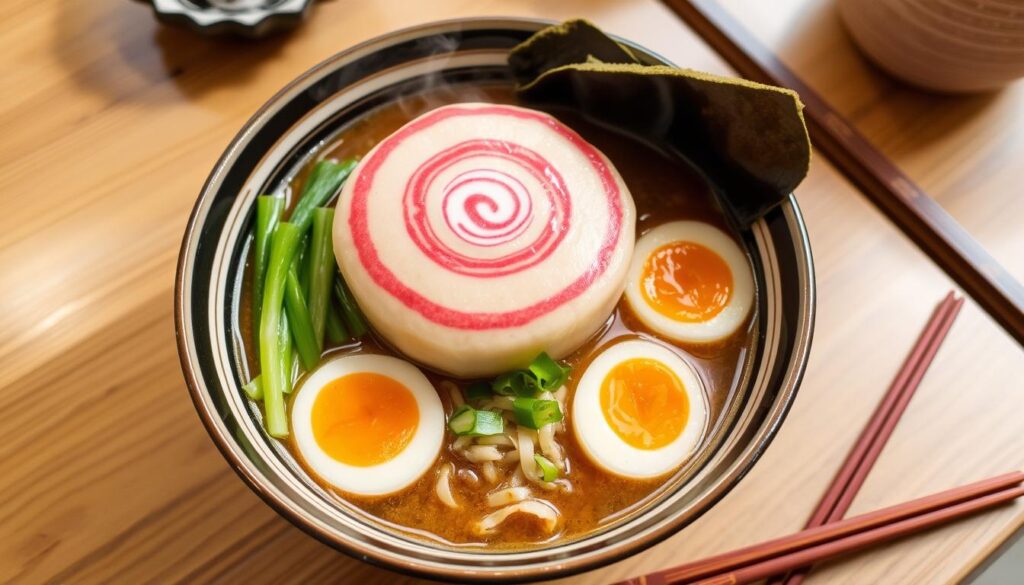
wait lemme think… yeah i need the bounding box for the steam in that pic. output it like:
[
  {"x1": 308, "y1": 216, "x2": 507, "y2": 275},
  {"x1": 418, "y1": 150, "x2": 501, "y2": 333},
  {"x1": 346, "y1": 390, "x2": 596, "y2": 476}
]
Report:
[{"x1": 391, "y1": 31, "x2": 500, "y2": 117}]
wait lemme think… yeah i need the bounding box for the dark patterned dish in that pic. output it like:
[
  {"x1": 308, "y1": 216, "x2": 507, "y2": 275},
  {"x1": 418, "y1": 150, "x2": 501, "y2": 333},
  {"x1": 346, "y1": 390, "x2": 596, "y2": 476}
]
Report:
[{"x1": 138, "y1": 0, "x2": 312, "y2": 37}]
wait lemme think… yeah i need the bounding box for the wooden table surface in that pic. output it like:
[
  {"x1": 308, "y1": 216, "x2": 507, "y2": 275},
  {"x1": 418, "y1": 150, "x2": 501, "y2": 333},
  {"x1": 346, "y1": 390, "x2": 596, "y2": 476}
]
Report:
[{"x1": 2, "y1": 0, "x2": 1023, "y2": 583}]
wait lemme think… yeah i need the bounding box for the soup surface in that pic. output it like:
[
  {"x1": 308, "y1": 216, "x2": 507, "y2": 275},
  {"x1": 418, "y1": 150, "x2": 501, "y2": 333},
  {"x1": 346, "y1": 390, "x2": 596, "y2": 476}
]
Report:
[{"x1": 238, "y1": 83, "x2": 755, "y2": 548}]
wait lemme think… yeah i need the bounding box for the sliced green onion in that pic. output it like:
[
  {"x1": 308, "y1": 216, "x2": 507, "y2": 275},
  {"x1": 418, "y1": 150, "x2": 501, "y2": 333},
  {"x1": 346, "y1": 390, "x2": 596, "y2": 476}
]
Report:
[
  {"x1": 284, "y1": 266, "x2": 321, "y2": 371},
  {"x1": 252, "y1": 195, "x2": 284, "y2": 341},
  {"x1": 529, "y1": 352, "x2": 570, "y2": 391},
  {"x1": 447, "y1": 405, "x2": 475, "y2": 434},
  {"x1": 324, "y1": 302, "x2": 349, "y2": 344},
  {"x1": 334, "y1": 274, "x2": 368, "y2": 338},
  {"x1": 242, "y1": 376, "x2": 263, "y2": 401},
  {"x1": 534, "y1": 454, "x2": 559, "y2": 482},
  {"x1": 466, "y1": 381, "x2": 493, "y2": 401},
  {"x1": 288, "y1": 159, "x2": 357, "y2": 232},
  {"x1": 490, "y1": 353, "x2": 570, "y2": 398},
  {"x1": 448, "y1": 405, "x2": 504, "y2": 436},
  {"x1": 492, "y1": 370, "x2": 539, "y2": 397},
  {"x1": 259, "y1": 222, "x2": 302, "y2": 438},
  {"x1": 306, "y1": 207, "x2": 336, "y2": 347},
  {"x1": 512, "y1": 397, "x2": 563, "y2": 429}
]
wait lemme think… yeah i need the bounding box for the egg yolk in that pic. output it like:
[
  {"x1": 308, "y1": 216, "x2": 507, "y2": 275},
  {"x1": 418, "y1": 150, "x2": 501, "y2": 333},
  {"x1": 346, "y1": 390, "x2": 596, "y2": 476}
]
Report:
[
  {"x1": 310, "y1": 372, "x2": 419, "y2": 467},
  {"x1": 599, "y1": 358, "x2": 689, "y2": 450},
  {"x1": 641, "y1": 241, "x2": 733, "y2": 323}
]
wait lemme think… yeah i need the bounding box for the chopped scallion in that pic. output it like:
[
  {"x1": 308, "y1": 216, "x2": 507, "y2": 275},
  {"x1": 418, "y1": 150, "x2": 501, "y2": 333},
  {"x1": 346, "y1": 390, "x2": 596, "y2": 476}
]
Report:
[
  {"x1": 492, "y1": 370, "x2": 539, "y2": 397},
  {"x1": 448, "y1": 405, "x2": 504, "y2": 436},
  {"x1": 512, "y1": 397, "x2": 563, "y2": 429},
  {"x1": 242, "y1": 376, "x2": 263, "y2": 401},
  {"x1": 528, "y1": 352, "x2": 570, "y2": 391},
  {"x1": 533, "y1": 454, "x2": 559, "y2": 482},
  {"x1": 491, "y1": 353, "x2": 570, "y2": 397}
]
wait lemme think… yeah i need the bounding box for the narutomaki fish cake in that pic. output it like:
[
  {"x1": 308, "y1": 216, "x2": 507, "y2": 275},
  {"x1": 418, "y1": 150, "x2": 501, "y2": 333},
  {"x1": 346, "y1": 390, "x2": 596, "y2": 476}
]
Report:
[{"x1": 334, "y1": 103, "x2": 636, "y2": 378}]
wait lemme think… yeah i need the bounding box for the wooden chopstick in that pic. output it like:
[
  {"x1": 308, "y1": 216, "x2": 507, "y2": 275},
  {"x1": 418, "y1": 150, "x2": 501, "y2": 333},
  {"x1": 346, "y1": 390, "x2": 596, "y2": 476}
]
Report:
[
  {"x1": 801, "y1": 292, "x2": 957, "y2": 527},
  {"x1": 826, "y1": 294, "x2": 964, "y2": 519},
  {"x1": 659, "y1": 0, "x2": 1024, "y2": 346},
  {"x1": 614, "y1": 472, "x2": 1024, "y2": 585},
  {"x1": 695, "y1": 483, "x2": 1024, "y2": 585},
  {"x1": 772, "y1": 292, "x2": 963, "y2": 584}
]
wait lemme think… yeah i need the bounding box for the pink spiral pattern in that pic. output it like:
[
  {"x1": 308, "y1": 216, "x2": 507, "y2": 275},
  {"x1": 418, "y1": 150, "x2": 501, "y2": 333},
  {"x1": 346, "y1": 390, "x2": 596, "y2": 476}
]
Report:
[
  {"x1": 403, "y1": 139, "x2": 571, "y2": 278},
  {"x1": 348, "y1": 105, "x2": 624, "y2": 330},
  {"x1": 442, "y1": 169, "x2": 533, "y2": 247}
]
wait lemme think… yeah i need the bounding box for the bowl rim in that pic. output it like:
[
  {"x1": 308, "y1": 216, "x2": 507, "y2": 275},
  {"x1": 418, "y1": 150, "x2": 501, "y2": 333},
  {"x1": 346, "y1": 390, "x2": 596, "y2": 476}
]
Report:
[{"x1": 175, "y1": 15, "x2": 815, "y2": 582}]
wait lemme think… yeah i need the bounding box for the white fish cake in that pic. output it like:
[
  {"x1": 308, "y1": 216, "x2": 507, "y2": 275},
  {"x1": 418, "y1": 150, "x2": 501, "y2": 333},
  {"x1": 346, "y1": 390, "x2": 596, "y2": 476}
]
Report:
[{"x1": 334, "y1": 103, "x2": 636, "y2": 377}]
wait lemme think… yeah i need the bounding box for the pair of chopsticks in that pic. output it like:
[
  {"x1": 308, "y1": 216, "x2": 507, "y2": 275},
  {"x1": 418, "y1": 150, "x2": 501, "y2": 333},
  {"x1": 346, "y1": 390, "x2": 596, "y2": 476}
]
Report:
[
  {"x1": 622, "y1": 472, "x2": 1024, "y2": 585},
  {"x1": 658, "y1": 0, "x2": 1024, "y2": 346},
  {"x1": 769, "y1": 291, "x2": 963, "y2": 585},
  {"x1": 618, "y1": 293, "x2": 1024, "y2": 585}
]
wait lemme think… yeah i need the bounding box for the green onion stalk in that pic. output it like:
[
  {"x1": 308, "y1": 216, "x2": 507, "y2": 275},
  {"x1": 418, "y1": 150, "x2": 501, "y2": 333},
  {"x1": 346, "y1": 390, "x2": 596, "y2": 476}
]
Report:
[
  {"x1": 324, "y1": 303, "x2": 349, "y2": 344},
  {"x1": 284, "y1": 266, "x2": 321, "y2": 371},
  {"x1": 334, "y1": 274, "x2": 368, "y2": 338},
  {"x1": 280, "y1": 159, "x2": 355, "y2": 364},
  {"x1": 280, "y1": 311, "x2": 294, "y2": 394},
  {"x1": 306, "y1": 208, "x2": 336, "y2": 347},
  {"x1": 252, "y1": 195, "x2": 284, "y2": 342},
  {"x1": 259, "y1": 222, "x2": 303, "y2": 438},
  {"x1": 246, "y1": 308, "x2": 297, "y2": 401},
  {"x1": 289, "y1": 159, "x2": 357, "y2": 232}
]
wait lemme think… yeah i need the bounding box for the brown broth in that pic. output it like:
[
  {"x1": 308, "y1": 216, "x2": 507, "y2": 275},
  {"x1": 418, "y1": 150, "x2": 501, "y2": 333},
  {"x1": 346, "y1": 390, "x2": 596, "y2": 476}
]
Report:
[{"x1": 238, "y1": 83, "x2": 755, "y2": 549}]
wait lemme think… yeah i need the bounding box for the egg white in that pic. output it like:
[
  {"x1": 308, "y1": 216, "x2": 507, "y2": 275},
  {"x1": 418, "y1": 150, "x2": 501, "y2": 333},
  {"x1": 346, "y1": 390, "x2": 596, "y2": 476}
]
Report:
[
  {"x1": 290, "y1": 354, "x2": 444, "y2": 496},
  {"x1": 625, "y1": 221, "x2": 754, "y2": 344},
  {"x1": 572, "y1": 339, "x2": 708, "y2": 479}
]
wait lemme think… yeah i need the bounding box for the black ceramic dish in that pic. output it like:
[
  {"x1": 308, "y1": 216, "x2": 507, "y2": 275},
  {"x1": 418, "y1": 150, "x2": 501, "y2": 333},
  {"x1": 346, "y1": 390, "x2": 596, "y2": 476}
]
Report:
[{"x1": 137, "y1": 0, "x2": 313, "y2": 37}]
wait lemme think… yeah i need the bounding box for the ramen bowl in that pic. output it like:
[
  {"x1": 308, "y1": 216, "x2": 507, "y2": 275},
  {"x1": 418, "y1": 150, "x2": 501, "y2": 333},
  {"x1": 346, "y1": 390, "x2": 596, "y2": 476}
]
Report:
[{"x1": 175, "y1": 17, "x2": 814, "y2": 582}]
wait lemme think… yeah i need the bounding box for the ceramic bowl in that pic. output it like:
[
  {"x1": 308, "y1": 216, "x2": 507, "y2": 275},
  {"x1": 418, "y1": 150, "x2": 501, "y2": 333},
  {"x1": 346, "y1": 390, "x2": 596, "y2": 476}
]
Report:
[
  {"x1": 175, "y1": 17, "x2": 815, "y2": 581},
  {"x1": 839, "y1": 0, "x2": 1024, "y2": 92}
]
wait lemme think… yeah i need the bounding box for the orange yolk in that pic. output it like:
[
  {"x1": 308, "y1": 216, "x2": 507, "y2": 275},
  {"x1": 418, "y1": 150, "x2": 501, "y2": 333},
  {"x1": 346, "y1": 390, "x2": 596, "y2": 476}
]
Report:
[
  {"x1": 641, "y1": 241, "x2": 733, "y2": 323},
  {"x1": 310, "y1": 372, "x2": 419, "y2": 467},
  {"x1": 599, "y1": 358, "x2": 689, "y2": 450}
]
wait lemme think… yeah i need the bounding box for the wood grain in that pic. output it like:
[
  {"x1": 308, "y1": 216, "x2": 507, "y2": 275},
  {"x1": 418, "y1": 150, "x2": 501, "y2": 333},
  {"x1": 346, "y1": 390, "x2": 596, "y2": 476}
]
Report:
[{"x1": 0, "y1": 1, "x2": 1022, "y2": 584}]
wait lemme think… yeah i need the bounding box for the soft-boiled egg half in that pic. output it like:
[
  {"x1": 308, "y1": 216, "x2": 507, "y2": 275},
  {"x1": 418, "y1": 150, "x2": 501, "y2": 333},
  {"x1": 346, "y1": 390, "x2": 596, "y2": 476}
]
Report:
[
  {"x1": 625, "y1": 221, "x2": 754, "y2": 344},
  {"x1": 573, "y1": 339, "x2": 707, "y2": 479},
  {"x1": 291, "y1": 354, "x2": 444, "y2": 496}
]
